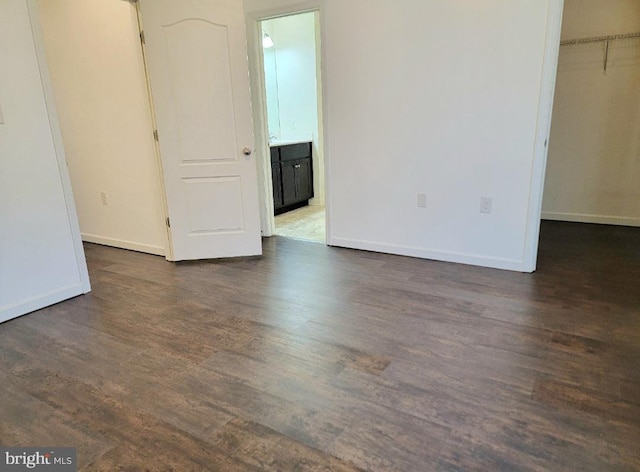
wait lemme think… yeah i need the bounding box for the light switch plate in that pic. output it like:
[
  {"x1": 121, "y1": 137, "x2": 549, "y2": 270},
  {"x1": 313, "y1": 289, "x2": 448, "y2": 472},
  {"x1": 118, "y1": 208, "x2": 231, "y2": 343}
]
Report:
[{"x1": 0, "y1": 104, "x2": 4, "y2": 124}]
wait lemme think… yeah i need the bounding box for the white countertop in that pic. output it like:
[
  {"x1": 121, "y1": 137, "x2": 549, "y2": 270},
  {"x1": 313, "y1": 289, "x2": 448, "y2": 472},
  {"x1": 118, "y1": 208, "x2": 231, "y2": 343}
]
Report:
[{"x1": 269, "y1": 138, "x2": 312, "y2": 147}]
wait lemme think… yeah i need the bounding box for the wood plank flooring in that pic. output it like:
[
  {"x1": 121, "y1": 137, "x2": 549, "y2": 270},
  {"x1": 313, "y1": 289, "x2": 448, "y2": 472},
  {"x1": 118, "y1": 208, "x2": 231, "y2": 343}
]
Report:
[{"x1": 1, "y1": 221, "x2": 639, "y2": 471}]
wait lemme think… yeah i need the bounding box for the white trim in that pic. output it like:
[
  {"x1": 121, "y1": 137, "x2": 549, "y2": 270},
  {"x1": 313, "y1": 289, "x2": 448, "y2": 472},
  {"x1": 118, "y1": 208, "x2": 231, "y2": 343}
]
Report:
[
  {"x1": 247, "y1": 1, "x2": 321, "y2": 22},
  {"x1": 522, "y1": 0, "x2": 565, "y2": 273},
  {"x1": 318, "y1": 3, "x2": 331, "y2": 245},
  {"x1": 133, "y1": 2, "x2": 174, "y2": 261},
  {"x1": 26, "y1": 0, "x2": 91, "y2": 293},
  {"x1": 542, "y1": 212, "x2": 640, "y2": 227},
  {"x1": 246, "y1": 13, "x2": 276, "y2": 237},
  {"x1": 329, "y1": 237, "x2": 527, "y2": 272},
  {"x1": 245, "y1": 0, "x2": 329, "y2": 241},
  {"x1": 0, "y1": 285, "x2": 84, "y2": 324},
  {"x1": 82, "y1": 233, "x2": 166, "y2": 256}
]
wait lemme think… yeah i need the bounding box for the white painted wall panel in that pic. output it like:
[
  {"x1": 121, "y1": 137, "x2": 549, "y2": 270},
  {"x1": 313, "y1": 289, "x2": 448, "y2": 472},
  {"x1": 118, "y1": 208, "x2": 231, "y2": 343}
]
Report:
[
  {"x1": 246, "y1": 0, "x2": 559, "y2": 271},
  {"x1": 37, "y1": 0, "x2": 167, "y2": 255},
  {"x1": 0, "y1": 0, "x2": 89, "y2": 323}
]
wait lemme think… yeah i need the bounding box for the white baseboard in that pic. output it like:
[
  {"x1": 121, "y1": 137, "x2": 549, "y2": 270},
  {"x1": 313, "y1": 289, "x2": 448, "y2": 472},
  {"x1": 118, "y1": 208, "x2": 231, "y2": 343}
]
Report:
[
  {"x1": 82, "y1": 233, "x2": 166, "y2": 256},
  {"x1": 0, "y1": 284, "x2": 85, "y2": 324},
  {"x1": 327, "y1": 237, "x2": 528, "y2": 272},
  {"x1": 542, "y1": 212, "x2": 640, "y2": 227}
]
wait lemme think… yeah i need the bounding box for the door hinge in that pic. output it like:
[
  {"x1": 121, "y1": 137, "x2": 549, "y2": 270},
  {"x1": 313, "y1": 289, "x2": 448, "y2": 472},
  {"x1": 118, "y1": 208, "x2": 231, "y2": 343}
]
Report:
[
  {"x1": 153, "y1": 129, "x2": 159, "y2": 141},
  {"x1": 166, "y1": 217, "x2": 171, "y2": 228},
  {"x1": 140, "y1": 30, "x2": 145, "y2": 45}
]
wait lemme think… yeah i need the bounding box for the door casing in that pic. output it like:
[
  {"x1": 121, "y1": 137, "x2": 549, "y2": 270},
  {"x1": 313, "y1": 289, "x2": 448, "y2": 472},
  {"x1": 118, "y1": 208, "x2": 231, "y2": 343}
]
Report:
[{"x1": 245, "y1": 0, "x2": 330, "y2": 242}]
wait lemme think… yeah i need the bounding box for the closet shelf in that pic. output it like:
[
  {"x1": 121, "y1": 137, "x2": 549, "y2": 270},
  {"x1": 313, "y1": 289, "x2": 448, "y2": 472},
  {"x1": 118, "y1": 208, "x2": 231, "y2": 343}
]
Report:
[
  {"x1": 560, "y1": 31, "x2": 640, "y2": 74},
  {"x1": 561, "y1": 31, "x2": 640, "y2": 46}
]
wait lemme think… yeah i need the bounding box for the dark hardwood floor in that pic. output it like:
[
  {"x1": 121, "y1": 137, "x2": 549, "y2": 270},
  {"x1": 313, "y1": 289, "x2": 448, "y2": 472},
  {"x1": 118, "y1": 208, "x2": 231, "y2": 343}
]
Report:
[{"x1": 1, "y1": 221, "x2": 639, "y2": 471}]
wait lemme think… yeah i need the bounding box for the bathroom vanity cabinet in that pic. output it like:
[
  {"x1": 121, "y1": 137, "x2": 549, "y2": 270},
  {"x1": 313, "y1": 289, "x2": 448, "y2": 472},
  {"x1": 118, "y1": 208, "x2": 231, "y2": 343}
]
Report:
[{"x1": 270, "y1": 142, "x2": 313, "y2": 214}]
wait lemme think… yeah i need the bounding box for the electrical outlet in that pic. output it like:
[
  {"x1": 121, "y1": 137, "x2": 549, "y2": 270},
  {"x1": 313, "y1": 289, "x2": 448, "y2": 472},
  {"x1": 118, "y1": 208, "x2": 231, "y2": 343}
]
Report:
[
  {"x1": 480, "y1": 197, "x2": 492, "y2": 214},
  {"x1": 100, "y1": 192, "x2": 108, "y2": 206},
  {"x1": 417, "y1": 193, "x2": 427, "y2": 208}
]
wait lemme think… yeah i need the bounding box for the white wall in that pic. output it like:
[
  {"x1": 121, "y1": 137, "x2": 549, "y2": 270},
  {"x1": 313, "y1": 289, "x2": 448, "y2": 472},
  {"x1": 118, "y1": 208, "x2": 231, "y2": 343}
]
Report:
[
  {"x1": 542, "y1": 0, "x2": 640, "y2": 226},
  {"x1": 263, "y1": 12, "x2": 325, "y2": 205},
  {"x1": 37, "y1": 0, "x2": 168, "y2": 255},
  {"x1": 264, "y1": 13, "x2": 318, "y2": 142},
  {"x1": 0, "y1": 0, "x2": 89, "y2": 323},
  {"x1": 262, "y1": 39, "x2": 281, "y2": 138},
  {"x1": 246, "y1": 0, "x2": 560, "y2": 271}
]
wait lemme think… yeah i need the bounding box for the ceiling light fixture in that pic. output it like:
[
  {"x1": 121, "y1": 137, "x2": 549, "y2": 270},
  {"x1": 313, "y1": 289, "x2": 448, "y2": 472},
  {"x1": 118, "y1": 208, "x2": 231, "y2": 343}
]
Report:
[{"x1": 262, "y1": 31, "x2": 274, "y2": 48}]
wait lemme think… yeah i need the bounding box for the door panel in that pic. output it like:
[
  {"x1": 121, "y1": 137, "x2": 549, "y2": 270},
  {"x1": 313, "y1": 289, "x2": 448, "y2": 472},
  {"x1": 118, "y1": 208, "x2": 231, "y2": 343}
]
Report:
[
  {"x1": 280, "y1": 142, "x2": 311, "y2": 161},
  {"x1": 295, "y1": 159, "x2": 313, "y2": 201},
  {"x1": 184, "y1": 177, "x2": 244, "y2": 233},
  {"x1": 139, "y1": 0, "x2": 261, "y2": 261},
  {"x1": 271, "y1": 163, "x2": 283, "y2": 210},
  {"x1": 164, "y1": 20, "x2": 237, "y2": 162},
  {"x1": 281, "y1": 162, "x2": 297, "y2": 206}
]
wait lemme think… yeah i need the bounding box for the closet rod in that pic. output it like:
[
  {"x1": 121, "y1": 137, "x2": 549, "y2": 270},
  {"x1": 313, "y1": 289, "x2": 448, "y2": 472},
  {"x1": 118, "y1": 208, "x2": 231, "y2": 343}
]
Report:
[{"x1": 561, "y1": 31, "x2": 640, "y2": 46}]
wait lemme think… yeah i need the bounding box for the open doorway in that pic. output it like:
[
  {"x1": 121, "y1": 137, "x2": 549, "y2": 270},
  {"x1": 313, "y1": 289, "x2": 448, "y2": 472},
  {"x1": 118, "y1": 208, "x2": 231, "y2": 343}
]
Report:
[
  {"x1": 541, "y1": 0, "x2": 640, "y2": 228},
  {"x1": 258, "y1": 11, "x2": 326, "y2": 244}
]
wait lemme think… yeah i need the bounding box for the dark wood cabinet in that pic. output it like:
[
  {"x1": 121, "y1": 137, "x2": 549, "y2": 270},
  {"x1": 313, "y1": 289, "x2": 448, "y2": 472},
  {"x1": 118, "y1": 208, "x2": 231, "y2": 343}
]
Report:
[
  {"x1": 270, "y1": 142, "x2": 313, "y2": 215},
  {"x1": 271, "y1": 162, "x2": 283, "y2": 211}
]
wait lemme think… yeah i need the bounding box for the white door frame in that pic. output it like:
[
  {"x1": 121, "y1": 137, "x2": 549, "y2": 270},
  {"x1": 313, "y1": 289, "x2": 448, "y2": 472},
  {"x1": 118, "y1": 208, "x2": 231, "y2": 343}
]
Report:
[
  {"x1": 133, "y1": 1, "x2": 174, "y2": 261},
  {"x1": 523, "y1": 0, "x2": 565, "y2": 272},
  {"x1": 27, "y1": 0, "x2": 91, "y2": 292},
  {"x1": 245, "y1": 0, "x2": 331, "y2": 241}
]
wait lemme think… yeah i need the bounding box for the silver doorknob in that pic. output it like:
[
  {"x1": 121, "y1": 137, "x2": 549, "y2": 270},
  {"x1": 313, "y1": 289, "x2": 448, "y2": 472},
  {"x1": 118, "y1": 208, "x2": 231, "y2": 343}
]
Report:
[{"x1": 242, "y1": 147, "x2": 252, "y2": 156}]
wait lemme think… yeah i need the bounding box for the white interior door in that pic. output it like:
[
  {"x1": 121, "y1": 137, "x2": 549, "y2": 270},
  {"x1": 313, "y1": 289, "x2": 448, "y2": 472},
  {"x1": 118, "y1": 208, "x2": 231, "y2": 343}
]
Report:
[{"x1": 139, "y1": 0, "x2": 261, "y2": 261}]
